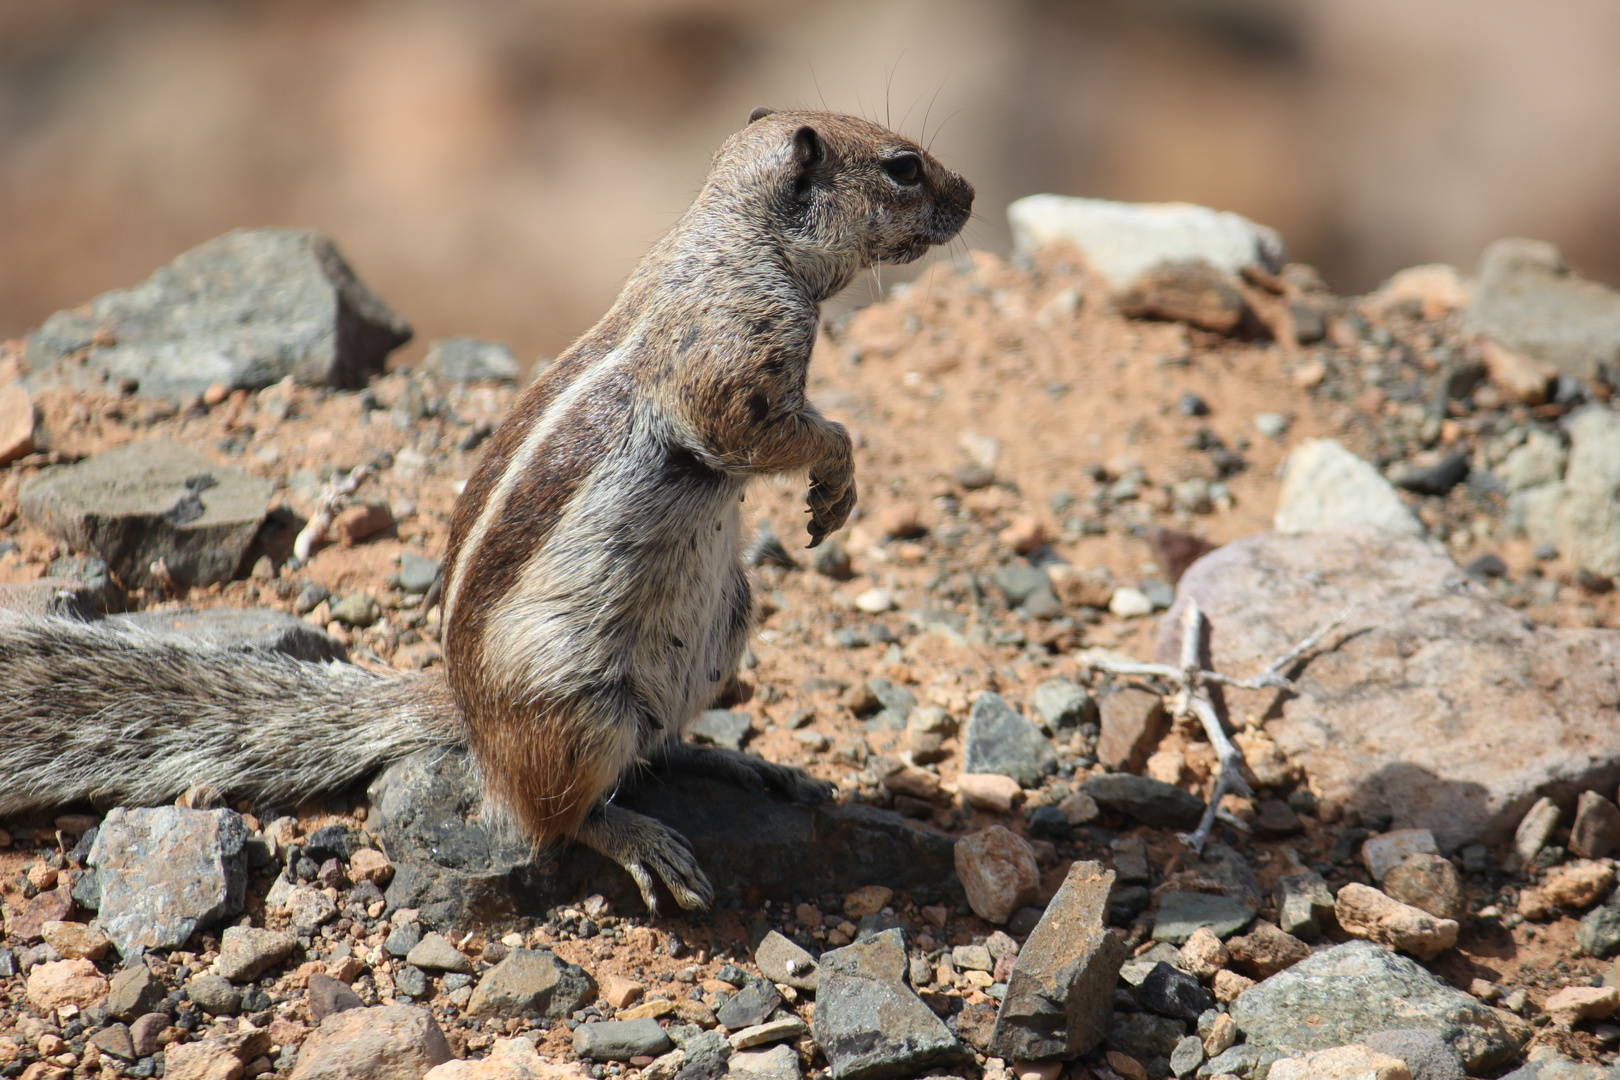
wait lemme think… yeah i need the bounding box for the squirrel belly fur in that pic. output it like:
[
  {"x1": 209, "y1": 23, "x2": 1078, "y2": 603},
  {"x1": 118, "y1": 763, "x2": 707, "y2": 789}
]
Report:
[{"x1": 0, "y1": 109, "x2": 973, "y2": 912}]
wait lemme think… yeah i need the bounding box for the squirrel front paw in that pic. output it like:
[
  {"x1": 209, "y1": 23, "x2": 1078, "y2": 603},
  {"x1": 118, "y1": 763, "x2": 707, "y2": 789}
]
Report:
[{"x1": 805, "y1": 467, "x2": 856, "y2": 548}]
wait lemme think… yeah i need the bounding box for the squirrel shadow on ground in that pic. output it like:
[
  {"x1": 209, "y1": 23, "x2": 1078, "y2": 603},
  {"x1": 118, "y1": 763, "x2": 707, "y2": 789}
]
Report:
[{"x1": 367, "y1": 747, "x2": 958, "y2": 928}]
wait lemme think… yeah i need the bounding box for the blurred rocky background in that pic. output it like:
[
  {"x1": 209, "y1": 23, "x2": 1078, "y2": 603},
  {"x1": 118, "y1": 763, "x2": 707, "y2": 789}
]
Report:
[{"x1": 4, "y1": 0, "x2": 1619, "y2": 373}]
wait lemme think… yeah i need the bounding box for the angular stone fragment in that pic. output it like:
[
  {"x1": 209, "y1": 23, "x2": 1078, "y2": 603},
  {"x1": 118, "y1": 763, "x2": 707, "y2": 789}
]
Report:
[
  {"x1": 466, "y1": 948, "x2": 596, "y2": 1019},
  {"x1": 26, "y1": 958, "x2": 109, "y2": 1011},
  {"x1": 715, "y1": 981, "x2": 781, "y2": 1030},
  {"x1": 216, "y1": 925, "x2": 293, "y2": 983},
  {"x1": 21, "y1": 441, "x2": 273, "y2": 589},
  {"x1": 1571, "y1": 790, "x2": 1620, "y2": 859},
  {"x1": 957, "y1": 773, "x2": 1024, "y2": 814},
  {"x1": 1361, "y1": 830, "x2": 1440, "y2": 883},
  {"x1": 754, "y1": 931, "x2": 818, "y2": 992},
  {"x1": 1230, "y1": 941, "x2": 1526, "y2": 1072},
  {"x1": 290, "y1": 1004, "x2": 452, "y2": 1080},
  {"x1": 1179, "y1": 927, "x2": 1227, "y2": 980},
  {"x1": 0, "y1": 381, "x2": 35, "y2": 466},
  {"x1": 1274, "y1": 440, "x2": 1425, "y2": 537},
  {"x1": 1383, "y1": 855, "x2": 1467, "y2": 922},
  {"x1": 1081, "y1": 774, "x2": 1204, "y2": 829},
  {"x1": 1156, "y1": 531, "x2": 1620, "y2": 851},
  {"x1": 1463, "y1": 237, "x2": 1620, "y2": 383},
  {"x1": 25, "y1": 227, "x2": 411, "y2": 397},
  {"x1": 988, "y1": 860, "x2": 1125, "y2": 1060},
  {"x1": 954, "y1": 826, "x2": 1040, "y2": 924},
  {"x1": 308, "y1": 972, "x2": 365, "y2": 1022},
  {"x1": 962, "y1": 692, "x2": 1057, "y2": 787},
  {"x1": 812, "y1": 929, "x2": 970, "y2": 1080},
  {"x1": 406, "y1": 932, "x2": 475, "y2": 974},
  {"x1": 107, "y1": 965, "x2": 166, "y2": 1021},
  {"x1": 88, "y1": 806, "x2": 248, "y2": 956},
  {"x1": 1137, "y1": 961, "x2": 1212, "y2": 1022},
  {"x1": 1151, "y1": 892, "x2": 1256, "y2": 944},
  {"x1": 1274, "y1": 871, "x2": 1336, "y2": 941},
  {"x1": 40, "y1": 920, "x2": 111, "y2": 961},
  {"x1": 1335, "y1": 884, "x2": 1459, "y2": 960},
  {"x1": 1224, "y1": 921, "x2": 1309, "y2": 980},
  {"x1": 1516, "y1": 797, "x2": 1562, "y2": 863},
  {"x1": 1095, "y1": 686, "x2": 1168, "y2": 774}
]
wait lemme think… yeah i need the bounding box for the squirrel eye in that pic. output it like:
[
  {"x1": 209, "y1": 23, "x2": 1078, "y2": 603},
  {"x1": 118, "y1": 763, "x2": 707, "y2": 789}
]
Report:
[{"x1": 884, "y1": 154, "x2": 922, "y2": 185}]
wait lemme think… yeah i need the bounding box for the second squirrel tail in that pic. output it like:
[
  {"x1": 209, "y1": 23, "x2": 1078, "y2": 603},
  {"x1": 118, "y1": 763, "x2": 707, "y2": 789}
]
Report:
[{"x1": 0, "y1": 613, "x2": 465, "y2": 817}]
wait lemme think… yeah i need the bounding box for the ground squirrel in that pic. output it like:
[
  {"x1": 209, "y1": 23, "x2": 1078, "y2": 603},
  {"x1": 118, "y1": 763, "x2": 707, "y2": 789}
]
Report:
[{"x1": 0, "y1": 109, "x2": 973, "y2": 912}]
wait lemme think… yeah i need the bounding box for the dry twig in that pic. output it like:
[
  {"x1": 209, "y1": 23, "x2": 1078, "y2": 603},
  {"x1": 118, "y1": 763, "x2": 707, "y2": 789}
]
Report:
[
  {"x1": 293, "y1": 463, "x2": 377, "y2": 561},
  {"x1": 1083, "y1": 599, "x2": 1351, "y2": 854}
]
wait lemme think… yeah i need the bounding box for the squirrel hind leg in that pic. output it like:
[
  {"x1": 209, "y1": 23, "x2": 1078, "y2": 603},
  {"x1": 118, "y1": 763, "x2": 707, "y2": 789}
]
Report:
[
  {"x1": 576, "y1": 801, "x2": 712, "y2": 914},
  {"x1": 656, "y1": 741, "x2": 837, "y2": 804}
]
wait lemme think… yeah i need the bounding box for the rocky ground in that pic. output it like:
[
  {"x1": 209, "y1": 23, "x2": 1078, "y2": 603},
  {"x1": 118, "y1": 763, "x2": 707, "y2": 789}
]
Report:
[{"x1": 3, "y1": 210, "x2": 1620, "y2": 1080}]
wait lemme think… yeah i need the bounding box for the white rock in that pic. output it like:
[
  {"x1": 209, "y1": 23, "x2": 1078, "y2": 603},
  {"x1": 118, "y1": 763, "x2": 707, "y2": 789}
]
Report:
[
  {"x1": 1007, "y1": 195, "x2": 1283, "y2": 289},
  {"x1": 1498, "y1": 429, "x2": 1567, "y2": 491},
  {"x1": 854, "y1": 588, "x2": 895, "y2": 614},
  {"x1": 1108, "y1": 587, "x2": 1154, "y2": 618},
  {"x1": 1274, "y1": 439, "x2": 1425, "y2": 537},
  {"x1": 1254, "y1": 412, "x2": 1290, "y2": 440}
]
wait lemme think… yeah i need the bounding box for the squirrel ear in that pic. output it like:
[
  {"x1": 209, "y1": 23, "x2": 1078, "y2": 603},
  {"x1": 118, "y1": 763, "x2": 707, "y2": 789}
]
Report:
[
  {"x1": 791, "y1": 125, "x2": 823, "y2": 201},
  {"x1": 748, "y1": 106, "x2": 775, "y2": 123}
]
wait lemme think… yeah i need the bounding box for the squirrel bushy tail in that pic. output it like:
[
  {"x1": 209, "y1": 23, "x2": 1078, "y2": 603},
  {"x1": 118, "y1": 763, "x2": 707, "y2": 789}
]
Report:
[{"x1": 0, "y1": 614, "x2": 464, "y2": 816}]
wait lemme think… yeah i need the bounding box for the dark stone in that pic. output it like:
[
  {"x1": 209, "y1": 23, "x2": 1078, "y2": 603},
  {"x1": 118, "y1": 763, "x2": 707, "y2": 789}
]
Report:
[
  {"x1": 961, "y1": 692, "x2": 1058, "y2": 788},
  {"x1": 394, "y1": 965, "x2": 429, "y2": 999},
  {"x1": 1150, "y1": 892, "x2": 1256, "y2": 943},
  {"x1": 24, "y1": 227, "x2": 411, "y2": 397},
  {"x1": 1363, "y1": 1028, "x2": 1466, "y2": 1080},
  {"x1": 306, "y1": 971, "x2": 364, "y2": 1022},
  {"x1": 1394, "y1": 453, "x2": 1470, "y2": 497},
  {"x1": 715, "y1": 980, "x2": 781, "y2": 1030},
  {"x1": 20, "y1": 441, "x2": 274, "y2": 590},
  {"x1": 671, "y1": 1029, "x2": 731, "y2": 1080},
  {"x1": 368, "y1": 747, "x2": 956, "y2": 922},
  {"x1": 1465, "y1": 553, "x2": 1509, "y2": 580},
  {"x1": 303, "y1": 825, "x2": 365, "y2": 863},
  {"x1": 954, "y1": 1002, "x2": 998, "y2": 1050},
  {"x1": 1579, "y1": 887, "x2": 1620, "y2": 958},
  {"x1": 465, "y1": 947, "x2": 596, "y2": 1019},
  {"x1": 384, "y1": 921, "x2": 423, "y2": 957},
  {"x1": 1179, "y1": 392, "x2": 1209, "y2": 417},
  {"x1": 1081, "y1": 774, "x2": 1205, "y2": 829},
  {"x1": 574, "y1": 1018, "x2": 674, "y2": 1062},
  {"x1": 1136, "y1": 962, "x2": 1212, "y2": 1022},
  {"x1": 46, "y1": 555, "x2": 121, "y2": 613},
  {"x1": 1025, "y1": 805, "x2": 1070, "y2": 840},
  {"x1": 109, "y1": 607, "x2": 348, "y2": 664},
  {"x1": 989, "y1": 861, "x2": 1125, "y2": 1060},
  {"x1": 1104, "y1": 1012, "x2": 1186, "y2": 1061},
  {"x1": 186, "y1": 974, "x2": 242, "y2": 1016}
]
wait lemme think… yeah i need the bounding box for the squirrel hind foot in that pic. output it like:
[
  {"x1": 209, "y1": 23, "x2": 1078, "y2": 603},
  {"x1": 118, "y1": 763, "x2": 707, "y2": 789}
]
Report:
[{"x1": 577, "y1": 802, "x2": 712, "y2": 915}]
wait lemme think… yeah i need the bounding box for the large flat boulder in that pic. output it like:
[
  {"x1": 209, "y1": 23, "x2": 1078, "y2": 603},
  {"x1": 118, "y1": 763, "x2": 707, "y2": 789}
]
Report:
[
  {"x1": 368, "y1": 748, "x2": 958, "y2": 926},
  {"x1": 24, "y1": 227, "x2": 411, "y2": 397},
  {"x1": 1155, "y1": 530, "x2": 1620, "y2": 851},
  {"x1": 20, "y1": 440, "x2": 272, "y2": 589}
]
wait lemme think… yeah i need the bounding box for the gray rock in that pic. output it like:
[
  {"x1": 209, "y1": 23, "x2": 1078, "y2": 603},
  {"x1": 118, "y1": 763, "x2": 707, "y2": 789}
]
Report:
[
  {"x1": 1170, "y1": 1034, "x2": 1205, "y2": 1078},
  {"x1": 1199, "y1": 1044, "x2": 1259, "y2": 1078},
  {"x1": 1572, "y1": 790, "x2": 1620, "y2": 859},
  {"x1": 465, "y1": 947, "x2": 596, "y2": 1019},
  {"x1": 110, "y1": 607, "x2": 348, "y2": 664},
  {"x1": 1007, "y1": 195, "x2": 1283, "y2": 290},
  {"x1": 384, "y1": 921, "x2": 422, "y2": 957},
  {"x1": 1229, "y1": 940, "x2": 1528, "y2": 1072},
  {"x1": 1499, "y1": 429, "x2": 1567, "y2": 491},
  {"x1": 1081, "y1": 774, "x2": 1205, "y2": 830},
  {"x1": 397, "y1": 552, "x2": 441, "y2": 595},
  {"x1": 990, "y1": 860, "x2": 1125, "y2": 1060},
  {"x1": 1137, "y1": 962, "x2": 1212, "y2": 1022},
  {"x1": 307, "y1": 971, "x2": 365, "y2": 1022},
  {"x1": 286, "y1": 886, "x2": 337, "y2": 931},
  {"x1": 812, "y1": 929, "x2": 970, "y2": 1080},
  {"x1": 1105, "y1": 1012, "x2": 1186, "y2": 1061},
  {"x1": 755, "y1": 931, "x2": 818, "y2": 993},
  {"x1": 394, "y1": 964, "x2": 428, "y2": 998},
  {"x1": 1463, "y1": 237, "x2": 1620, "y2": 382},
  {"x1": 20, "y1": 441, "x2": 274, "y2": 590},
  {"x1": 716, "y1": 981, "x2": 781, "y2": 1030},
  {"x1": 329, "y1": 592, "x2": 380, "y2": 627},
  {"x1": 1579, "y1": 887, "x2": 1620, "y2": 957},
  {"x1": 216, "y1": 926, "x2": 296, "y2": 982},
  {"x1": 1363, "y1": 1027, "x2": 1466, "y2": 1080},
  {"x1": 994, "y1": 565, "x2": 1052, "y2": 606},
  {"x1": 421, "y1": 337, "x2": 518, "y2": 383},
  {"x1": 369, "y1": 747, "x2": 955, "y2": 922},
  {"x1": 87, "y1": 806, "x2": 248, "y2": 956},
  {"x1": 405, "y1": 932, "x2": 474, "y2": 974},
  {"x1": 962, "y1": 692, "x2": 1058, "y2": 788},
  {"x1": 1151, "y1": 892, "x2": 1256, "y2": 943},
  {"x1": 575, "y1": 1018, "x2": 674, "y2": 1062},
  {"x1": 45, "y1": 555, "x2": 119, "y2": 613},
  {"x1": 865, "y1": 679, "x2": 916, "y2": 730},
  {"x1": 90, "y1": 1023, "x2": 137, "y2": 1062},
  {"x1": 1274, "y1": 872, "x2": 1335, "y2": 941},
  {"x1": 1029, "y1": 679, "x2": 1094, "y2": 731},
  {"x1": 727, "y1": 1044, "x2": 802, "y2": 1080},
  {"x1": 674, "y1": 1029, "x2": 733, "y2": 1080},
  {"x1": 106, "y1": 965, "x2": 165, "y2": 1021},
  {"x1": 1274, "y1": 439, "x2": 1426, "y2": 537},
  {"x1": 1158, "y1": 529, "x2": 1620, "y2": 850},
  {"x1": 187, "y1": 973, "x2": 243, "y2": 1015},
  {"x1": 1550, "y1": 406, "x2": 1620, "y2": 577},
  {"x1": 1500, "y1": 1059, "x2": 1620, "y2": 1080},
  {"x1": 691, "y1": 710, "x2": 753, "y2": 752},
  {"x1": 24, "y1": 227, "x2": 411, "y2": 398}
]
